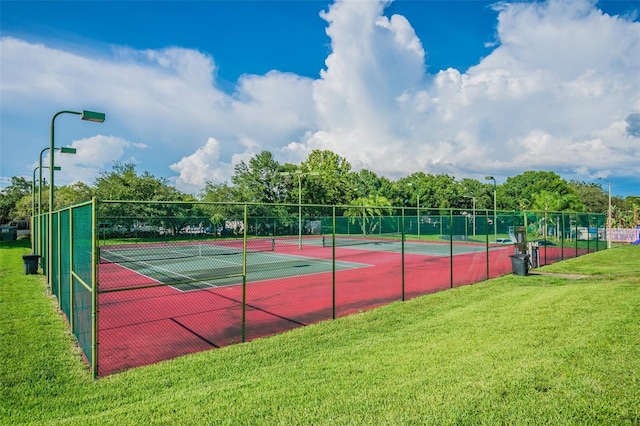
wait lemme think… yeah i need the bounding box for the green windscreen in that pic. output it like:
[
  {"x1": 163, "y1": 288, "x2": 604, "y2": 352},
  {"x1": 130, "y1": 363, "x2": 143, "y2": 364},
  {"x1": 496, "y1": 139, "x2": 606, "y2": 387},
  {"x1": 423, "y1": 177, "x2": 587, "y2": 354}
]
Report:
[
  {"x1": 59, "y1": 210, "x2": 71, "y2": 318},
  {"x1": 71, "y1": 203, "x2": 94, "y2": 368}
]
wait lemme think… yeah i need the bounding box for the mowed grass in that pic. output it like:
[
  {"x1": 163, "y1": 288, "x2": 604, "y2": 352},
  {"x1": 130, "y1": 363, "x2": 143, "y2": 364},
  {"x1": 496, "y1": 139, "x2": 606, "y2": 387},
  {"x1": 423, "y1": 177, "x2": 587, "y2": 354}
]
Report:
[{"x1": 1, "y1": 239, "x2": 639, "y2": 425}]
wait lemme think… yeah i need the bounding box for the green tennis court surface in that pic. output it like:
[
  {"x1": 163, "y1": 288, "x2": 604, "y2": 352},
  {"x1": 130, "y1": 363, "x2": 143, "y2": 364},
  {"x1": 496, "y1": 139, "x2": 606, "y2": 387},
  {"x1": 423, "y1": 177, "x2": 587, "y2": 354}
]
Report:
[
  {"x1": 100, "y1": 241, "x2": 368, "y2": 291},
  {"x1": 289, "y1": 235, "x2": 494, "y2": 256}
]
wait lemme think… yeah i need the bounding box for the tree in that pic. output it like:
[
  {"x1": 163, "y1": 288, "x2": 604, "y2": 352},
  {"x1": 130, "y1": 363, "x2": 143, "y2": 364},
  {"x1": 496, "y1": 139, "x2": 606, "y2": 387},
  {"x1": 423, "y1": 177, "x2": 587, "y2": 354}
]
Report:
[
  {"x1": 199, "y1": 182, "x2": 240, "y2": 229},
  {"x1": 231, "y1": 151, "x2": 286, "y2": 206},
  {"x1": 94, "y1": 162, "x2": 183, "y2": 201},
  {"x1": 459, "y1": 178, "x2": 492, "y2": 211},
  {"x1": 569, "y1": 181, "x2": 607, "y2": 213},
  {"x1": 500, "y1": 171, "x2": 575, "y2": 210},
  {"x1": 55, "y1": 182, "x2": 95, "y2": 208},
  {"x1": 0, "y1": 177, "x2": 31, "y2": 224},
  {"x1": 94, "y1": 162, "x2": 189, "y2": 232},
  {"x1": 353, "y1": 169, "x2": 383, "y2": 197},
  {"x1": 301, "y1": 150, "x2": 353, "y2": 205},
  {"x1": 200, "y1": 182, "x2": 235, "y2": 203},
  {"x1": 344, "y1": 194, "x2": 393, "y2": 234},
  {"x1": 531, "y1": 190, "x2": 584, "y2": 212},
  {"x1": 396, "y1": 173, "x2": 466, "y2": 210}
]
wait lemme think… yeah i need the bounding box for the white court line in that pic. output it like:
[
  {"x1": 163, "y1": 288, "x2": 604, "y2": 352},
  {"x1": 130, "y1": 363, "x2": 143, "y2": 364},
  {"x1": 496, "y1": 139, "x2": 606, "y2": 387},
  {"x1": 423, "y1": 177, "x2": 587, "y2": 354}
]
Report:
[{"x1": 101, "y1": 249, "x2": 225, "y2": 289}]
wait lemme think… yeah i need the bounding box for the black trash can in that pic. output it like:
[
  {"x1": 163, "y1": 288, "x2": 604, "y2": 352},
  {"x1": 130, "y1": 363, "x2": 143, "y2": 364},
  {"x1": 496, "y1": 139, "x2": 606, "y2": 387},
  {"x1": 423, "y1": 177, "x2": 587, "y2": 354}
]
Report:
[
  {"x1": 22, "y1": 254, "x2": 41, "y2": 275},
  {"x1": 510, "y1": 254, "x2": 529, "y2": 276}
]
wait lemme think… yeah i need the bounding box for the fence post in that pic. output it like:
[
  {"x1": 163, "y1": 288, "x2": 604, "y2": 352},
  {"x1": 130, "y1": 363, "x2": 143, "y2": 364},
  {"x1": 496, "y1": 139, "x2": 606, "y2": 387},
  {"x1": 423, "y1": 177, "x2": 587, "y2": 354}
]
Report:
[
  {"x1": 242, "y1": 204, "x2": 248, "y2": 342},
  {"x1": 595, "y1": 214, "x2": 600, "y2": 252},
  {"x1": 332, "y1": 206, "x2": 336, "y2": 320},
  {"x1": 561, "y1": 212, "x2": 565, "y2": 260},
  {"x1": 401, "y1": 208, "x2": 405, "y2": 301},
  {"x1": 575, "y1": 215, "x2": 579, "y2": 258},
  {"x1": 68, "y1": 209, "x2": 74, "y2": 331},
  {"x1": 91, "y1": 198, "x2": 99, "y2": 379},
  {"x1": 449, "y1": 209, "x2": 454, "y2": 288},
  {"x1": 486, "y1": 210, "x2": 490, "y2": 280}
]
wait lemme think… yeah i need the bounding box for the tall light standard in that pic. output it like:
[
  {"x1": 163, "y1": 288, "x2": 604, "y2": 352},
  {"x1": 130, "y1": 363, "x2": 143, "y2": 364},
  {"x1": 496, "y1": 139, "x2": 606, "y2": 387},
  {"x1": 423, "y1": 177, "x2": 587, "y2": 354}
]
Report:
[
  {"x1": 39, "y1": 146, "x2": 76, "y2": 215},
  {"x1": 408, "y1": 182, "x2": 421, "y2": 237},
  {"x1": 280, "y1": 170, "x2": 320, "y2": 249},
  {"x1": 47, "y1": 110, "x2": 105, "y2": 280},
  {"x1": 32, "y1": 165, "x2": 60, "y2": 254},
  {"x1": 485, "y1": 176, "x2": 497, "y2": 241},
  {"x1": 464, "y1": 195, "x2": 476, "y2": 236},
  {"x1": 50, "y1": 111, "x2": 104, "y2": 214},
  {"x1": 32, "y1": 165, "x2": 61, "y2": 217},
  {"x1": 37, "y1": 147, "x2": 75, "y2": 263},
  {"x1": 598, "y1": 177, "x2": 612, "y2": 249}
]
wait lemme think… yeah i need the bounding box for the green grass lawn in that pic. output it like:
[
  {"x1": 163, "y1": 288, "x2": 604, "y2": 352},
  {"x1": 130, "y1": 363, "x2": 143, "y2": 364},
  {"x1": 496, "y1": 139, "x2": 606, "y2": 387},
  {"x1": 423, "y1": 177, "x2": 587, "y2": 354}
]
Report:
[{"x1": 1, "y1": 239, "x2": 638, "y2": 424}]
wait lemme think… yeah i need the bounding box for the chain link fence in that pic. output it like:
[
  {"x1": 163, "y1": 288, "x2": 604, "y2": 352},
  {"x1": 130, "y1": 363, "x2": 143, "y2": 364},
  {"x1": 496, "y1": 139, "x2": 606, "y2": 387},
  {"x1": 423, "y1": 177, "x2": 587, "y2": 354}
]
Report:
[{"x1": 32, "y1": 200, "x2": 606, "y2": 377}]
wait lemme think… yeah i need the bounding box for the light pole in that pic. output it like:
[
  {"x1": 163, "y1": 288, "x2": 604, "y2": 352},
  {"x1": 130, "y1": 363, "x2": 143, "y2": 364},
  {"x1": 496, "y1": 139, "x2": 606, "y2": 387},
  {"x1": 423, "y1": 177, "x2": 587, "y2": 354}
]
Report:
[
  {"x1": 598, "y1": 177, "x2": 612, "y2": 249},
  {"x1": 464, "y1": 195, "x2": 476, "y2": 236},
  {"x1": 280, "y1": 170, "x2": 320, "y2": 249},
  {"x1": 408, "y1": 182, "x2": 421, "y2": 237},
  {"x1": 485, "y1": 176, "x2": 497, "y2": 241},
  {"x1": 33, "y1": 165, "x2": 60, "y2": 255},
  {"x1": 47, "y1": 110, "x2": 105, "y2": 280},
  {"x1": 39, "y1": 146, "x2": 76, "y2": 215},
  {"x1": 32, "y1": 165, "x2": 61, "y2": 217},
  {"x1": 50, "y1": 111, "x2": 104, "y2": 214},
  {"x1": 37, "y1": 147, "x2": 74, "y2": 262}
]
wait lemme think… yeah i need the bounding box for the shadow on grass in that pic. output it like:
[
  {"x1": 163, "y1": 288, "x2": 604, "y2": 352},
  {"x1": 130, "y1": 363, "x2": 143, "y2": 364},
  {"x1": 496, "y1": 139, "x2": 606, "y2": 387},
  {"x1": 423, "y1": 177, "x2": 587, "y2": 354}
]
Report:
[{"x1": 0, "y1": 238, "x2": 32, "y2": 250}]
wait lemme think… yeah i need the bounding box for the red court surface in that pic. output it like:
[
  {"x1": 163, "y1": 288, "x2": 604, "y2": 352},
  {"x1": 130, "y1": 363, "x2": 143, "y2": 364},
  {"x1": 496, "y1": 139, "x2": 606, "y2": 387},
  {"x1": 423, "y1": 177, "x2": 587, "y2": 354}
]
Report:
[{"x1": 96, "y1": 241, "x2": 570, "y2": 376}]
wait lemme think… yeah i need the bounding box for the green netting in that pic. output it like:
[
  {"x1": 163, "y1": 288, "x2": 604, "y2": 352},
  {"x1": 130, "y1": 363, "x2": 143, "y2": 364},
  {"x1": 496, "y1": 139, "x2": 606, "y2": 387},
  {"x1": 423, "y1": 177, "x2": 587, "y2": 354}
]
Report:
[
  {"x1": 41, "y1": 215, "x2": 48, "y2": 276},
  {"x1": 52, "y1": 212, "x2": 60, "y2": 299},
  {"x1": 71, "y1": 203, "x2": 94, "y2": 372},
  {"x1": 59, "y1": 210, "x2": 71, "y2": 318},
  {"x1": 73, "y1": 275, "x2": 93, "y2": 367},
  {"x1": 73, "y1": 204, "x2": 93, "y2": 285}
]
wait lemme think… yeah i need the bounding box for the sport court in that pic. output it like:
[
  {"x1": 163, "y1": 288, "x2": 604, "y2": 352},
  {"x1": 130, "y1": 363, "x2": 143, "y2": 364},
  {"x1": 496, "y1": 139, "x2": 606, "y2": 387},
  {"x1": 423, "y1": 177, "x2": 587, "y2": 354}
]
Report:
[{"x1": 97, "y1": 235, "x2": 513, "y2": 376}]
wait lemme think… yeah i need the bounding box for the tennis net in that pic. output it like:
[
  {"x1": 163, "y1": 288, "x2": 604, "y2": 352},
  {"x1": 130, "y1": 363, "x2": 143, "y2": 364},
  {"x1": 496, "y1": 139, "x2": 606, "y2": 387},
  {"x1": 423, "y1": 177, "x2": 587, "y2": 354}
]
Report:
[{"x1": 322, "y1": 233, "x2": 402, "y2": 248}]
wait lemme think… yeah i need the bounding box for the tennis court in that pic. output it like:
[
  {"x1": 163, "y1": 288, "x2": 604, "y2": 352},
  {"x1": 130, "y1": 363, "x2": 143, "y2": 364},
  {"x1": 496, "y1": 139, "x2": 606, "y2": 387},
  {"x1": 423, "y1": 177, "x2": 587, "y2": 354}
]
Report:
[
  {"x1": 96, "y1": 234, "x2": 513, "y2": 375},
  {"x1": 309, "y1": 234, "x2": 496, "y2": 256},
  {"x1": 99, "y1": 238, "x2": 368, "y2": 291},
  {"x1": 38, "y1": 201, "x2": 604, "y2": 377},
  {"x1": 97, "y1": 238, "x2": 376, "y2": 375}
]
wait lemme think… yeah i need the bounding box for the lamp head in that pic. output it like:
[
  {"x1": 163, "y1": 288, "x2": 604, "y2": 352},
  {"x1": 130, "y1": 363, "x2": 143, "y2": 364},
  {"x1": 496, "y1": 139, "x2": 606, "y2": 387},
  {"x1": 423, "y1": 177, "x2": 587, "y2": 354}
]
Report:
[
  {"x1": 58, "y1": 147, "x2": 77, "y2": 154},
  {"x1": 81, "y1": 110, "x2": 106, "y2": 123}
]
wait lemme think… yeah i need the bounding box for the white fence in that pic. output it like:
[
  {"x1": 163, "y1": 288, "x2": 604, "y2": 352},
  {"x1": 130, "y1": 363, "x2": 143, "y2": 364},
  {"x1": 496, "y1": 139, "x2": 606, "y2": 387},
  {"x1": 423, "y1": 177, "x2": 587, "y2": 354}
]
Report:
[{"x1": 607, "y1": 228, "x2": 640, "y2": 243}]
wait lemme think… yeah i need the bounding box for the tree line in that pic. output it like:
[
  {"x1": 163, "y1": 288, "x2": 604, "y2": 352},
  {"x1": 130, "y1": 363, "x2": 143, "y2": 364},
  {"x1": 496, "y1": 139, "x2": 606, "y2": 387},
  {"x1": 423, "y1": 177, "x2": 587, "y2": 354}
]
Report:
[{"x1": 1, "y1": 149, "x2": 639, "y2": 228}]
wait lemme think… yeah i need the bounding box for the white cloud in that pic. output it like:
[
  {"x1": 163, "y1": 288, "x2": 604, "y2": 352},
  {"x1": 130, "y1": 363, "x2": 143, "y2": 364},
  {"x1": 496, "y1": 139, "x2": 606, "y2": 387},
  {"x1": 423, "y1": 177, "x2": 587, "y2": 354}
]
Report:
[
  {"x1": 169, "y1": 137, "x2": 234, "y2": 194},
  {"x1": 1, "y1": 0, "x2": 639, "y2": 195},
  {"x1": 37, "y1": 135, "x2": 148, "y2": 186}
]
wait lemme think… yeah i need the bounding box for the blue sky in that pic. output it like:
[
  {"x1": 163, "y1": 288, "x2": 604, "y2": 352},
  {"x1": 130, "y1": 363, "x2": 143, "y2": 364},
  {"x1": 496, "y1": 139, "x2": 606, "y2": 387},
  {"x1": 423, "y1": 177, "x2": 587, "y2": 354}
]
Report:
[{"x1": 1, "y1": 0, "x2": 639, "y2": 197}]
